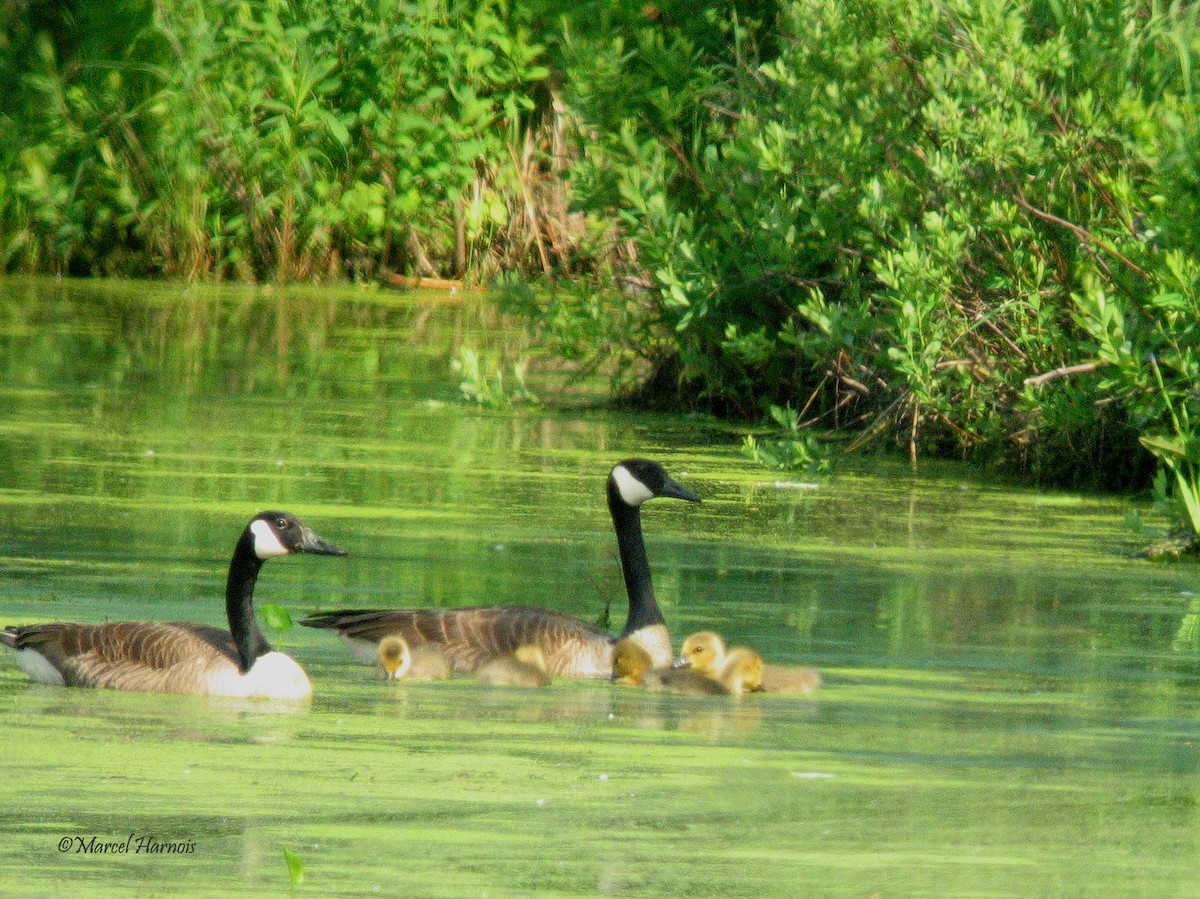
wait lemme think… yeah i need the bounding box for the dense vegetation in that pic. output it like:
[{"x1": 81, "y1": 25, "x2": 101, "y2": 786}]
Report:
[{"x1": 4, "y1": 0, "x2": 1200, "y2": 535}]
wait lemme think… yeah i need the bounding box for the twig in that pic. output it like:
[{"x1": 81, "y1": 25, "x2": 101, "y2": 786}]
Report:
[
  {"x1": 508, "y1": 145, "x2": 553, "y2": 277},
  {"x1": 1023, "y1": 361, "x2": 1102, "y2": 387},
  {"x1": 1013, "y1": 196, "x2": 1150, "y2": 278},
  {"x1": 797, "y1": 372, "x2": 830, "y2": 421},
  {"x1": 702, "y1": 101, "x2": 745, "y2": 121}
]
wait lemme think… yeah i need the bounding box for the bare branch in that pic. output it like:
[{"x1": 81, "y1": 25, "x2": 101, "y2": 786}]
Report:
[
  {"x1": 1023, "y1": 361, "x2": 1102, "y2": 387},
  {"x1": 1013, "y1": 196, "x2": 1150, "y2": 278}
]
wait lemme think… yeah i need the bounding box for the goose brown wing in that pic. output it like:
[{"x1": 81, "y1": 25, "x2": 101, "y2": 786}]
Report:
[
  {"x1": 302, "y1": 606, "x2": 612, "y2": 675},
  {"x1": 4, "y1": 621, "x2": 238, "y2": 692}
]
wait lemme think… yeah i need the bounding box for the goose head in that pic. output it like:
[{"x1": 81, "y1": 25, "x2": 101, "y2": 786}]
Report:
[
  {"x1": 226, "y1": 511, "x2": 346, "y2": 675},
  {"x1": 677, "y1": 631, "x2": 726, "y2": 675},
  {"x1": 247, "y1": 511, "x2": 349, "y2": 560},
  {"x1": 608, "y1": 459, "x2": 701, "y2": 508},
  {"x1": 378, "y1": 636, "x2": 412, "y2": 679}
]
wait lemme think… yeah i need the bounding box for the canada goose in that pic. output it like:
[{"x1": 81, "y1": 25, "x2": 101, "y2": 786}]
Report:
[
  {"x1": 611, "y1": 636, "x2": 730, "y2": 695},
  {"x1": 378, "y1": 635, "x2": 452, "y2": 681},
  {"x1": 0, "y1": 512, "x2": 346, "y2": 699},
  {"x1": 301, "y1": 459, "x2": 700, "y2": 677},
  {"x1": 678, "y1": 631, "x2": 821, "y2": 695},
  {"x1": 475, "y1": 645, "x2": 552, "y2": 687}
]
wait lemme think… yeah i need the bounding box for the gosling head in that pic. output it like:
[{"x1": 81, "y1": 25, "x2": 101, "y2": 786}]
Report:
[
  {"x1": 246, "y1": 511, "x2": 348, "y2": 560},
  {"x1": 608, "y1": 459, "x2": 701, "y2": 509},
  {"x1": 611, "y1": 637, "x2": 654, "y2": 686},
  {"x1": 677, "y1": 631, "x2": 726, "y2": 676},
  {"x1": 378, "y1": 636, "x2": 412, "y2": 680}
]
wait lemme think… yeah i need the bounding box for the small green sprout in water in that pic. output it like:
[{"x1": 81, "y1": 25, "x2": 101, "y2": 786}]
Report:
[
  {"x1": 260, "y1": 604, "x2": 294, "y2": 633},
  {"x1": 743, "y1": 404, "x2": 831, "y2": 475},
  {"x1": 594, "y1": 596, "x2": 612, "y2": 631},
  {"x1": 455, "y1": 346, "x2": 537, "y2": 409},
  {"x1": 283, "y1": 847, "x2": 304, "y2": 889}
]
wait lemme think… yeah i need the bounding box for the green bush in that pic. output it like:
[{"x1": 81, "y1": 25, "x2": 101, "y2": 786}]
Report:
[
  {"x1": 537, "y1": 0, "x2": 1199, "y2": 494},
  {"x1": 0, "y1": 0, "x2": 556, "y2": 281}
]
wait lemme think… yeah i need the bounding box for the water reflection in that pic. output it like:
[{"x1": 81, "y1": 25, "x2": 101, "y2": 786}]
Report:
[{"x1": 10, "y1": 686, "x2": 310, "y2": 743}]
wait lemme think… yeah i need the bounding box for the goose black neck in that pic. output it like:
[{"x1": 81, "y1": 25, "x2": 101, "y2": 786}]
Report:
[
  {"x1": 608, "y1": 485, "x2": 665, "y2": 636},
  {"x1": 226, "y1": 530, "x2": 273, "y2": 673}
]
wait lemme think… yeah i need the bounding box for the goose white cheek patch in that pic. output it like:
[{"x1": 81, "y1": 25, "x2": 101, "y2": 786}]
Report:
[
  {"x1": 611, "y1": 466, "x2": 654, "y2": 506},
  {"x1": 250, "y1": 519, "x2": 290, "y2": 559}
]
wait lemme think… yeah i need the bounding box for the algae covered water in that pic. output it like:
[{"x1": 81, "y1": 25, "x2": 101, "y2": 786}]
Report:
[{"x1": 1, "y1": 277, "x2": 1198, "y2": 897}]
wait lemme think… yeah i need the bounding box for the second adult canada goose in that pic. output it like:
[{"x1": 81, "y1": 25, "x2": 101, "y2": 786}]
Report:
[
  {"x1": 475, "y1": 645, "x2": 552, "y2": 687},
  {"x1": 0, "y1": 512, "x2": 346, "y2": 699},
  {"x1": 301, "y1": 459, "x2": 700, "y2": 677}
]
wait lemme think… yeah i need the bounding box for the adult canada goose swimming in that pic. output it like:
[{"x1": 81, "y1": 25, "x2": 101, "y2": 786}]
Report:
[
  {"x1": 475, "y1": 645, "x2": 552, "y2": 687},
  {"x1": 612, "y1": 637, "x2": 731, "y2": 695},
  {"x1": 377, "y1": 635, "x2": 451, "y2": 681},
  {"x1": 301, "y1": 459, "x2": 700, "y2": 677},
  {"x1": 678, "y1": 631, "x2": 821, "y2": 695},
  {"x1": 0, "y1": 512, "x2": 346, "y2": 700}
]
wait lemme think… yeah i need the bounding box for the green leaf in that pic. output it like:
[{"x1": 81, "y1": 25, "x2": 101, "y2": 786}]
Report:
[
  {"x1": 1139, "y1": 433, "x2": 1200, "y2": 463},
  {"x1": 284, "y1": 848, "x2": 304, "y2": 887},
  {"x1": 320, "y1": 109, "x2": 350, "y2": 146},
  {"x1": 1149, "y1": 292, "x2": 1189, "y2": 312}
]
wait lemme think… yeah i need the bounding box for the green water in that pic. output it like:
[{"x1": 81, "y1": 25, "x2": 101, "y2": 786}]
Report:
[{"x1": 1, "y1": 276, "x2": 1199, "y2": 898}]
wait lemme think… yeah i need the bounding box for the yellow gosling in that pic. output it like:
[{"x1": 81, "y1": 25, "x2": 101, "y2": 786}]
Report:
[
  {"x1": 679, "y1": 631, "x2": 821, "y2": 696},
  {"x1": 642, "y1": 666, "x2": 731, "y2": 696},
  {"x1": 475, "y1": 645, "x2": 552, "y2": 687},
  {"x1": 407, "y1": 644, "x2": 452, "y2": 680},
  {"x1": 760, "y1": 664, "x2": 822, "y2": 695},
  {"x1": 378, "y1": 636, "x2": 411, "y2": 680},
  {"x1": 677, "y1": 631, "x2": 727, "y2": 676},
  {"x1": 611, "y1": 637, "x2": 655, "y2": 686},
  {"x1": 720, "y1": 647, "x2": 764, "y2": 696}
]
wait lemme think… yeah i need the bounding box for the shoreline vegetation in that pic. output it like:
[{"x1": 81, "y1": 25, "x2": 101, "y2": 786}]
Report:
[{"x1": 4, "y1": 0, "x2": 1200, "y2": 544}]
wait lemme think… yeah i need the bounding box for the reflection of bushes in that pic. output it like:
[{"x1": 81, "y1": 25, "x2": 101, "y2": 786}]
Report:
[{"x1": 0, "y1": 279, "x2": 475, "y2": 398}]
